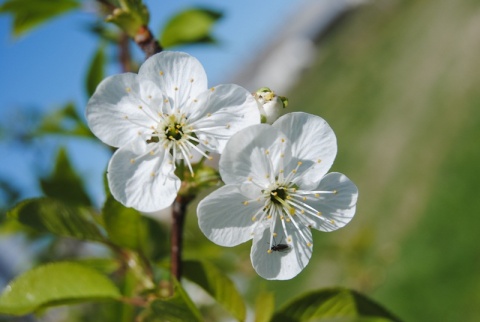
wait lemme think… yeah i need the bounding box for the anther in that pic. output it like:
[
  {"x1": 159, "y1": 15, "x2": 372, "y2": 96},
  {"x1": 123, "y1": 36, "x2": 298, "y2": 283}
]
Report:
[
  {"x1": 159, "y1": 71, "x2": 164, "y2": 76},
  {"x1": 130, "y1": 159, "x2": 135, "y2": 164},
  {"x1": 243, "y1": 201, "x2": 249, "y2": 205}
]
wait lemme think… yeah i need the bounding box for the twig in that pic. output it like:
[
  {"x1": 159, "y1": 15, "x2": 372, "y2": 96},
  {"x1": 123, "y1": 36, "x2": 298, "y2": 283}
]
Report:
[
  {"x1": 134, "y1": 26, "x2": 163, "y2": 58},
  {"x1": 170, "y1": 195, "x2": 194, "y2": 292},
  {"x1": 119, "y1": 32, "x2": 133, "y2": 72}
]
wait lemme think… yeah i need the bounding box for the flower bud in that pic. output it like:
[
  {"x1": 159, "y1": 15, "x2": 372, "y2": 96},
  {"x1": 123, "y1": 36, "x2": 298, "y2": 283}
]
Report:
[{"x1": 253, "y1": 87, "x2": 288, "y2": 124}]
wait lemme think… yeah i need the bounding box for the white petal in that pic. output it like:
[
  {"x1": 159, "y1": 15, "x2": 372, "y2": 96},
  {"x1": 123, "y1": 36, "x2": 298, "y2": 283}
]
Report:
[
  {"x1": 107, "y1": 140, "x2": 180, "y2": 212},
  {"x1": 303, "y1": 172, "x2": 358, "y2": 232},
  {"x1": 250, "y1": 221, "x2": 312, "y2": 280},
  {"x1": 197, "y1": 184, "x2": 262, "y2": 247},
  {"x1": 219, "y1": 124, "x2": 292, "y2": 185},
  {"x1": 139, "y1": 51, "x2": 207, "y2": 110},
  {"x1": 273, "y1": 112, "x2": 337, "y2": 184},
  {"x1": 87, "y1": 73, "x2": 160, "y2": 147},
  {"x1": 186, "y1": 84, "x2": 260, "y2": 153}
]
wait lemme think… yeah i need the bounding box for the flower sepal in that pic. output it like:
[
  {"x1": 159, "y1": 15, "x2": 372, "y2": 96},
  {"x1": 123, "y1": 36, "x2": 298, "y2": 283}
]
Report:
[{"x1": 176, "y1": 160, "x2": 221, "y2": 198}]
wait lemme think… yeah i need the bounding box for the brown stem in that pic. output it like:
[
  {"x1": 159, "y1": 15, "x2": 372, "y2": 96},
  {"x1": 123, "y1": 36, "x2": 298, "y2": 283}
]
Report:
[
  {"x1": 119, "y1": 32, "x2": 133, "y2": 72},
  {"x1": 170, "y1": 195, "x2": 194, "y2": 290},
  {"x1": 134, "y1": 26, "x2": 163, "y2": 58},
  {"x1": 95, "y1": 0, "x2": 162, "y2": 58}
]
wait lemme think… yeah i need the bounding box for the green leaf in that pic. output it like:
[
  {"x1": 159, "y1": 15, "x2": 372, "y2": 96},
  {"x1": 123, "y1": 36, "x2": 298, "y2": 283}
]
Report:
[
  {"x1": 86, "y1": 45, "x2": 106, "y2": 97},
  {"x1": 0, "y1": 262, "x2": 121, "y2": 316},
  {"x1": 271, "y1": 288, "x2": 402, "y2": 322},
  {"x1": 160, "y1": 8, "x2": 222, "y2": 48},
  {"x1": 0, "y1": 0, "x2": 79, "y2": 36},
  {"x1": 255, "y1": 291, "x2": 275, "y2": 322},
  {"x1": 102, "y1": 194, "x2": 145, "y2": 250},
  {"x1": 106, "y1": 0, "x2": 149, "y2": 38},
  {"x1": 40, "y1": 147, "x2": 92, "y2": 206},
  {"x1": 35, "y1": 102, "x2": 94, "y2": 138},
  {"x1": 8, "y1": 198, "x2": 104, "y2": 241},
  {"x1": 183, "y1": 259, "x2": 246, "y2": 321},
  {"x1": 140, "y1": 278, "x2": 202, "y2": 322}
]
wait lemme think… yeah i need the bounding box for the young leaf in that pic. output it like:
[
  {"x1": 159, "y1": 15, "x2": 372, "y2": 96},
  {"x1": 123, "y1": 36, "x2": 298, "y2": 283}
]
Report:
[
  {"x1": 271, "y1": 288, "x2": 401, "y2": 322},
  {"x1": 0, "y1": 0, "x2": 79, "y2": 36},
  {"x1": 102, "y1": 194, "x2": 146, "y2": 250},
  {"x1": 40, "y1": 147, "x2": 92, "y2": 206},
  {"x1": 183, "y1": 259, "x2": 246, "y2": 321},
  {"x1": 140, "y1": 278, "x2": 202, "y2": 322},
  {"x1": 8, "y1": 198, "x2": 104, "y2": 242},
  {"x1": 0, "y1": 262, "x2": 121, "y2": 316},
  {"x1": 160, "y1": 8, "x2": 222, "y2": 48},
  {"x1": 255, "y1": 291, "x2": 275, "y2": 322},
  {"x1": 34, "y1": 102, "x2": 93, "y2": 138},
  {"x1": 86, "y1": 45, "x2": 106, "y2": 97}
]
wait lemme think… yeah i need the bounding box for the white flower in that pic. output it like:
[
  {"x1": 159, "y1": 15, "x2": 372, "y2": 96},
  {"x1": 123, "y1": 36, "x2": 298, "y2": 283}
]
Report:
[
  {"x1": 254, "y1": 87, "x2": 287, "y2": 124},
  {"x1": 197, "y1": 112, "x2": 358, "y2": 280},
  {"x1": 86, "y1": 51, "x2": 260, "y2": 212}
]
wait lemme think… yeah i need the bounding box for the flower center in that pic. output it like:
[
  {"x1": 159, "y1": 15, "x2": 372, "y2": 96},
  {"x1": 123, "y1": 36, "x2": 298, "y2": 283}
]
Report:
[
  {"x1": 270, "y1": 187, "x2": 287, "y2": 205},
  {"x1": 165, "y1": 122, "x2": 184, "y2": 141}
]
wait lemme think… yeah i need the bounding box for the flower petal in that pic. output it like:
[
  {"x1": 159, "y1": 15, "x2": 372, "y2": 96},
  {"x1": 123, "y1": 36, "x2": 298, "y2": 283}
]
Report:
[
  {"x1": 197, "y1": 184, "x2": 262, "y2": 247},
  {"x1": 303, "y1": 172, "x2": 358, "y2": 232},
  {"x1": 186, "y1": 84, "x2": 260, "y2": 153},
  {"x1": 139, "y1": 51, "x2": 207, "y2": 110},
  {"x1": 250, "y1": 221, "x2": 312, "y2": 280},
  {"x1": 219, "y1": 124, "x2": 292, "y2": 185},
  {"x1": 86, "y1": 74, "x2": 163, "y2": 147},
  {"x1": 107, "y1": 140, "x2": 180, "y2": 212},
  {"x1": 273, "y1": 112, "x2": 337, "y2": 184}
]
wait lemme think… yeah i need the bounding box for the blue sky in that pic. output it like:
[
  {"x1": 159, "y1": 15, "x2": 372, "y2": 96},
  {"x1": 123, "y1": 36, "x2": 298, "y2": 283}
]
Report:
[{"x1": 0, "y1": 0, "x2": 305, "y2": 206}]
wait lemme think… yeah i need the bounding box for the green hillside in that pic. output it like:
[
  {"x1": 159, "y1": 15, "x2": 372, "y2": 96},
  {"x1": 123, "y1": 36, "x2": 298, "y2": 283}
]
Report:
[{"x1": 284, "y1": 0, "x2": 480, "y2": 320}]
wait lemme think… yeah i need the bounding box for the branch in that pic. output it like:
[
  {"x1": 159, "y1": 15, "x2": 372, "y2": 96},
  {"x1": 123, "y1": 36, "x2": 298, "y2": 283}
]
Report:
[
  {"x1": 170, "y1": 194, "x2": 195, "y2": 292},
  {"x1": 134, "y1": 26, "x2": 163, "y2": 58}
]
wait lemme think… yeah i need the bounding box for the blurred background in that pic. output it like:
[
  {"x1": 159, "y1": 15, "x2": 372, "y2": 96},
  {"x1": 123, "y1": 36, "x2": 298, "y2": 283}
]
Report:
[{"x1": 1, "y1": 0, "x2": 480, "y2": 321}]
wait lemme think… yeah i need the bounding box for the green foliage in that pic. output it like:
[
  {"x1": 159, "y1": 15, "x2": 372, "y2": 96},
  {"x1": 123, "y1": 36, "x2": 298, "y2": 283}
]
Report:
[
  {"x1": 8, "y1": 198, "x2": 104, "y2": 241},
  {"x1": 160, "y1": 8, "x2": 222, "y2": 48},
  {"x1": 35, "y1": 102, "x2": 93, "y2": 138},
  {"x1": 0, "y1": 262, "x2": 121, "y2": 316},
  {"x1": 86, "y1": 45, "x2": 106, "y2": 97},
  {"x1": 40, "y1": 147, "x2": 92, "y2": 206},
  {"x1": 254, "y1": 291, "x2": 275, "y2": 322},
  {"x1": 140, "y1": 279, "x2": 203, "y2": 322},
  {"x1": 271, "y1": 288, "x2": 400, "y2": 322},
  {"x1": 0, "y1": 0, "x2": 79, "y2": 36},
  {"x1": 106, "y1": 0, "x2": 149, "y2": 38},
  {"x1": 102, "y1": 194, "x2": 146, "y2": 250},
  {"x1": 183, "y1": 259, "x2": 246, "y2": 321}
]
